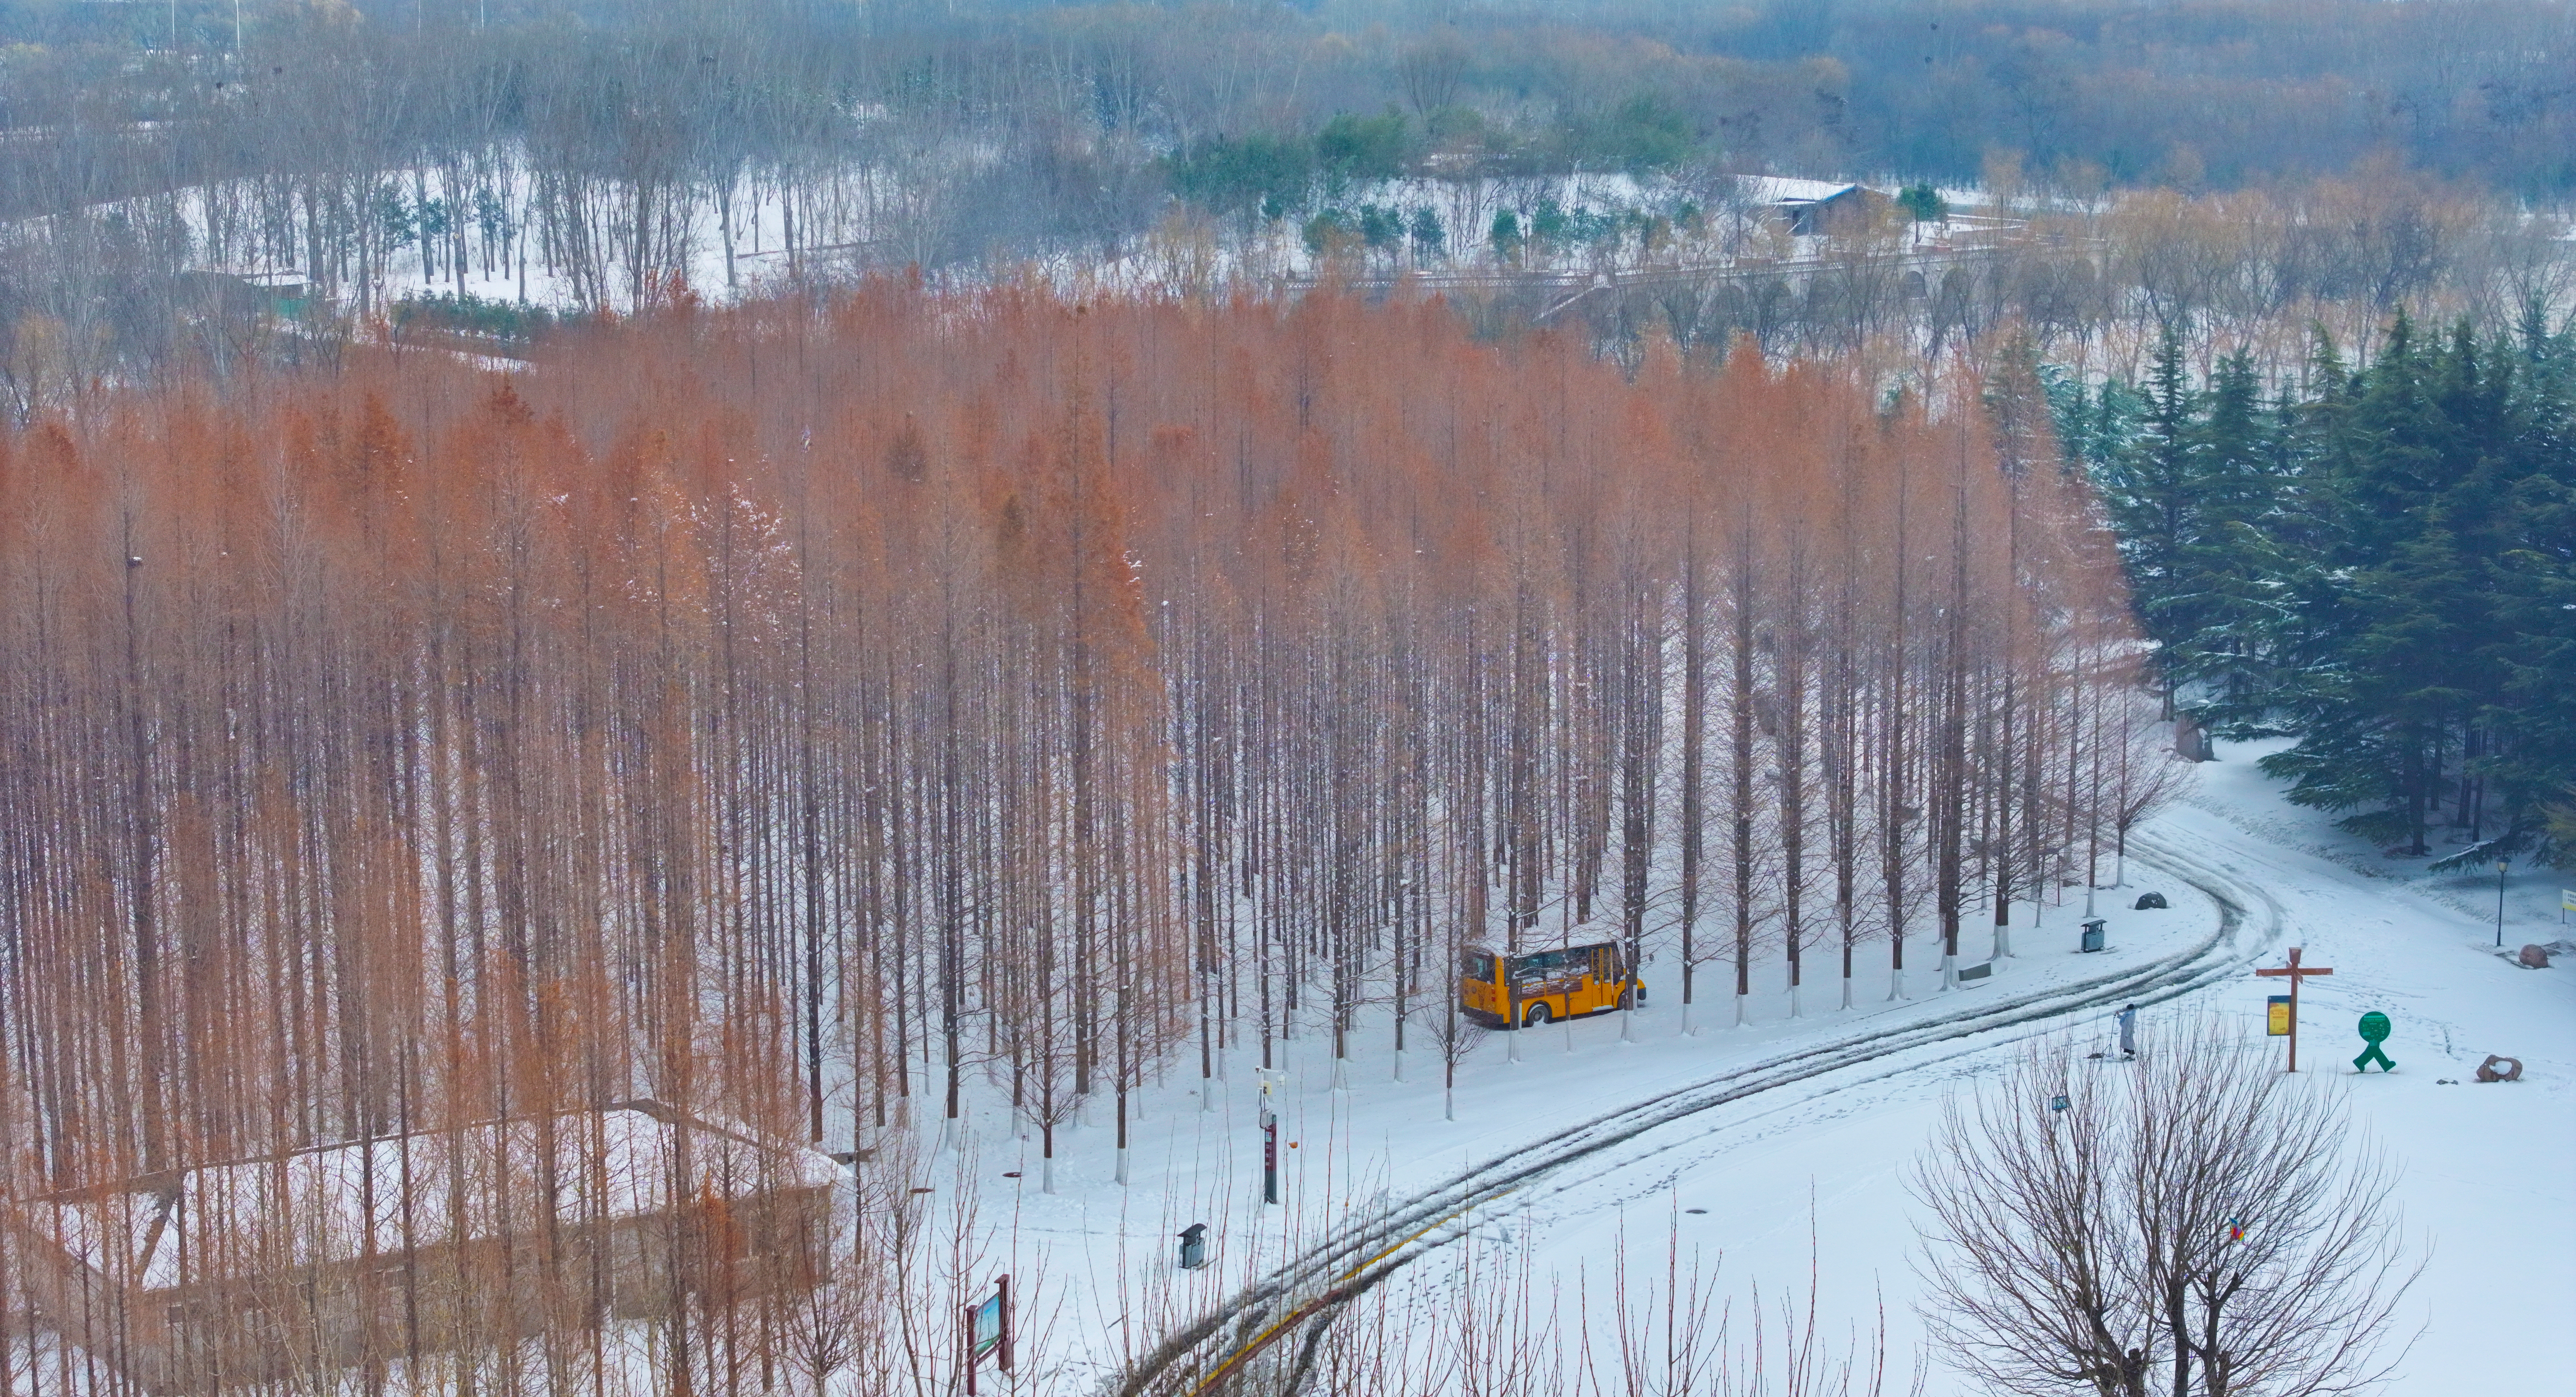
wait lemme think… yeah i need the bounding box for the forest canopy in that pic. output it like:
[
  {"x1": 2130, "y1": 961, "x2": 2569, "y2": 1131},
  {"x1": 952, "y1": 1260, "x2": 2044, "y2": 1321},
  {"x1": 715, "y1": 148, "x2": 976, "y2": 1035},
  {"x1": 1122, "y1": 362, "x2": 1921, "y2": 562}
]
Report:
[
  {"x1": 0, "y1": 287, "x2": 2144, "y2": 1155},
  {"x1": 0, "y1": 284, "x2": 2178, "y2": 1387}
]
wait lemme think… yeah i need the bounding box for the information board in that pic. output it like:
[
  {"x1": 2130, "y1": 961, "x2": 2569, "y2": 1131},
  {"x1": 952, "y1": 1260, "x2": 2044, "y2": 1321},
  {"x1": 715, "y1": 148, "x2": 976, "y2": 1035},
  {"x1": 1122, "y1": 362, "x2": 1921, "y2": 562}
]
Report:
[{"x1": 970, "y1": 1292, "x2": 1003, "y2": 1362}]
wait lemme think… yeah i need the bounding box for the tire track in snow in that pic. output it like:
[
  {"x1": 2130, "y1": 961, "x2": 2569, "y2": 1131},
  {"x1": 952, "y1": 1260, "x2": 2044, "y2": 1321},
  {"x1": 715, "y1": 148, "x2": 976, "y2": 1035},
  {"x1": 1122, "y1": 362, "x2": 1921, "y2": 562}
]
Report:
[{"x1": 1114, "y1": 827, "x2": 2282, "y2": 1397}]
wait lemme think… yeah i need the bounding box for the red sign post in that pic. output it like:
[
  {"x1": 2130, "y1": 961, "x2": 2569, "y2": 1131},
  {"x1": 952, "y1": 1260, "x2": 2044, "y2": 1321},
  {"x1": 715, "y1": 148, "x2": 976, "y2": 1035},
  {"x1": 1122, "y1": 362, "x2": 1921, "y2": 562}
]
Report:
[{"x1": 2254, "y1": 948, "x2": 2333, "y2": 1072}]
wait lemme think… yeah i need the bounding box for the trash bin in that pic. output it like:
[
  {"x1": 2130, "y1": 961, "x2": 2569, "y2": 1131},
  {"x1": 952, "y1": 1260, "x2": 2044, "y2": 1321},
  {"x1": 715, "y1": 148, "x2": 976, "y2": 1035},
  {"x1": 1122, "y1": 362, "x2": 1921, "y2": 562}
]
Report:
[
  {"x1": 2080, "y1": 918, "x2": 2106, "y2": 953},
  {"x1": 1178, "y1": 1223, "x2": 1208, "y2": 1270}
]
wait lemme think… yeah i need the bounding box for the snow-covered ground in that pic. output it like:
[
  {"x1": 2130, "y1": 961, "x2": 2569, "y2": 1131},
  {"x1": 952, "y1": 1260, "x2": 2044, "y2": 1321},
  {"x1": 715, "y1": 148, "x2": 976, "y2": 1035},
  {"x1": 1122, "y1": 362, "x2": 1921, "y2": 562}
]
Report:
[
  {"x1": 947, "y1": 738, "x2": 2572, "y2": 1394},
  {"x1": 1462, "y1": 741, "x2": 2574, "y2": 1397}
]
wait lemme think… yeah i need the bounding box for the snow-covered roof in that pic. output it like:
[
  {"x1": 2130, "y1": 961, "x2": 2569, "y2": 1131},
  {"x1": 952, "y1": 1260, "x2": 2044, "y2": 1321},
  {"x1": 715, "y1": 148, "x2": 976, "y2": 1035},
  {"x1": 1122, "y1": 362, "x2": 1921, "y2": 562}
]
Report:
[
  {"x1": 33, "y1": 1104, "x2": 836, "y2": 1292},
  {"x1": 1735, "y1": 176, "x2": 1866, "y2": 206}
]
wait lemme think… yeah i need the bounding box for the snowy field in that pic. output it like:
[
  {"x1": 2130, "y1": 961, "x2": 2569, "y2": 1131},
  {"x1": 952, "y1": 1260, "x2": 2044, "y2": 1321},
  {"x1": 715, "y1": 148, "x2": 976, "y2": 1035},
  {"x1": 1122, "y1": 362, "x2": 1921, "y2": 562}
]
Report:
[{"x1": 938, "y1": 739, "x2": 2572, "y2": 1394}]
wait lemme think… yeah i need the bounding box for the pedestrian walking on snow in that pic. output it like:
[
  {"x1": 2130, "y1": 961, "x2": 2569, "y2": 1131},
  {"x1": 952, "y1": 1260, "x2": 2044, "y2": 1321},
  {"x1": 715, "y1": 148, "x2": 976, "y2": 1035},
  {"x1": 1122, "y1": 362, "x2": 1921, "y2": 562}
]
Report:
[{"x1": 2117, "y1": 1003, "x2": 2138, "y2": 1057}]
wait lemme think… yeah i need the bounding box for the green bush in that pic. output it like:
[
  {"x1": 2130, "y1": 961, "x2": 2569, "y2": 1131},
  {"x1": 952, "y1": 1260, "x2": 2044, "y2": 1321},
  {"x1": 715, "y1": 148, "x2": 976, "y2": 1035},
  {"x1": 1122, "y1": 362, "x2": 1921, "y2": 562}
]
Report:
[
  {"x1": 1563, "y1": 92, "x2": 1702, "y2": 175},
  {"x1": 1357, "y1": 204, "x2": 1403, "y2": 248},
  {"x1": 1301, "y1": 210, "x2": 1353, "y2": 256},
  {"x1": 1899, "y1": 183, "x2": 1950, "y2": 222},
  {"x1": 1410, "y1": 207, "x2": 1446, "y2": 255},
  {"x1": 1316, "y1": 109, "x2": 1412, "y2": 186},
  {"x1": 391, "y1": 292, "x2": 556, "y2": 340},
  {"x1": 1166, "y1": 133, "x2": 1314, "y2": 218}
]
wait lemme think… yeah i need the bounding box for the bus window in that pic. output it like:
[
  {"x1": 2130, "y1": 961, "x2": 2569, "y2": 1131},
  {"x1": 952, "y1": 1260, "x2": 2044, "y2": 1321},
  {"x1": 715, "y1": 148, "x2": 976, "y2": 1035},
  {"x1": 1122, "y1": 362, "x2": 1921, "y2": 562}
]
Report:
[
  {"x1": 1461, "y1": 950, "x2": 1496, "y2": 982},
  {"x1": 1513, "y1": 950, "x2": 1587, "y2": 989}
]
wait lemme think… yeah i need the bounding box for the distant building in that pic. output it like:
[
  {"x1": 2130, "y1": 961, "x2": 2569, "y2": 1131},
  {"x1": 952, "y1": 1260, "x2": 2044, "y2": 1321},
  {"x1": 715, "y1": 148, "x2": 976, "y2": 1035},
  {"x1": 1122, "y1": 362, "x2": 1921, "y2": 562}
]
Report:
[
  {"x1": 1736, "y1": 177, "x2": 1895, "y2": 237},
  {"x1": 6, "y1": 1101, "x2": 835, "y2": 1396},
  {"x1": 175, "y1": 270, "x2": 312, "y2": 318}
]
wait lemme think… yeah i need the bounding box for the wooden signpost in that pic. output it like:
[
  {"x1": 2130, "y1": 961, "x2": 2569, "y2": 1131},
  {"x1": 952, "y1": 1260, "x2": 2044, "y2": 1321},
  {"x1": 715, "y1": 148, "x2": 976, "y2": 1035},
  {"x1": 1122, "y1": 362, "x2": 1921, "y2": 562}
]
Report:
[
  {"x1": 963, "y1": 1275, "x2": 1012, "y2": 1394},
  {"x1": 2254, "y1": 947, "x2": 2333, "y2": 1072}
]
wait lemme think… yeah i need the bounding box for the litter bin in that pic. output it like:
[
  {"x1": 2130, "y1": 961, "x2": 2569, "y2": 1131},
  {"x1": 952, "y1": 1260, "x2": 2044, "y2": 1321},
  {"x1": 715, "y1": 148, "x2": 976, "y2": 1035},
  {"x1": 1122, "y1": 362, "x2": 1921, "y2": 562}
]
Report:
[
  {"x1": 2080, "y1": 918, "x2": 2106, "y2": 953},
  {"x1": 1178, "y1": 1223, "x2": 1208, "y2": 1270}
]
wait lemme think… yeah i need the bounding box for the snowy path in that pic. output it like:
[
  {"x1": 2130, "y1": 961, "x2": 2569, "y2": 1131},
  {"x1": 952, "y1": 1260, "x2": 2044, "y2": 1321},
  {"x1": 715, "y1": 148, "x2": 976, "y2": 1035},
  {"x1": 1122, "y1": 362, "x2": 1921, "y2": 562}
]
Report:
[
  {"x1": 1112, "y1": 822, "x2": 2275, "y2": 1396},
  {"x1": 1097, "y1": 759, "x2": 2573, "y2": 1396}
]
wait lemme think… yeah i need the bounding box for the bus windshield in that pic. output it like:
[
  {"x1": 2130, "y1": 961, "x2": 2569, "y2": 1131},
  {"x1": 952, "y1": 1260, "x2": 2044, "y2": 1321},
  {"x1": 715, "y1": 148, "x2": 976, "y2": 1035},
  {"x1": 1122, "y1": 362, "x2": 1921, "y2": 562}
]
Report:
[{"x1": 1460, "y1": 950, "x2": 1496, "y2": 982}]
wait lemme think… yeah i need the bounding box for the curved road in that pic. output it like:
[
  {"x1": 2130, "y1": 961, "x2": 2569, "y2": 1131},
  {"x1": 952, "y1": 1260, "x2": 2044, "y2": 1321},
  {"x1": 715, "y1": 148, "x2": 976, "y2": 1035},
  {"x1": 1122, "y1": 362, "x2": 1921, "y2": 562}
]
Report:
[{"x1": 1112, "y1": 828, "x2": 2284, "y2": 1397}]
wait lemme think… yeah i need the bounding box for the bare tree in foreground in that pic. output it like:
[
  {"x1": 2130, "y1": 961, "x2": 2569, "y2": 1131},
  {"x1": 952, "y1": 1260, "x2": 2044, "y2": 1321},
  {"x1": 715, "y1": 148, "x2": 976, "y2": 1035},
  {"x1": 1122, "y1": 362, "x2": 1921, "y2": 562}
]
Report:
[
  {"x1": 1302, "y1": 1205, "x2": 1923, "y2": 1397},
  {"x1": 1914, "y1": 1017, "x2": 2419, "y2": 1397}
]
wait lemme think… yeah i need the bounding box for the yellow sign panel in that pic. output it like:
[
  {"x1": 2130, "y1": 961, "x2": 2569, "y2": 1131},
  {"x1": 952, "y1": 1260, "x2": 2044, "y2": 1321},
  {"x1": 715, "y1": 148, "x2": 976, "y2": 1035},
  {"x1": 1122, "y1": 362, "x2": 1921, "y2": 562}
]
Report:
[{"x1": 2266, "y1": 996, "x2": 2292, "y2": 1036}]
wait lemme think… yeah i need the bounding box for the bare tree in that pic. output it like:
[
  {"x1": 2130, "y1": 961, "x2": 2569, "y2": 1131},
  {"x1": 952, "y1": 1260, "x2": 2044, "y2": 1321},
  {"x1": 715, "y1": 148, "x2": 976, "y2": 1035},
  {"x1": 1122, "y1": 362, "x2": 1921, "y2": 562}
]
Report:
[
  {"x1": 1916, "y1": 1018, "x2": 2419, "y2": 1397},
  {"x1": 1415, "y1": 932, "x2": 1491, "y2": 1124},
  {"x1": 2108, "y1": 700, "x2": 2196, "y2": 887},
  {"x1": 0, "y1": 286, "x2": 2152, "y2": 1395}
]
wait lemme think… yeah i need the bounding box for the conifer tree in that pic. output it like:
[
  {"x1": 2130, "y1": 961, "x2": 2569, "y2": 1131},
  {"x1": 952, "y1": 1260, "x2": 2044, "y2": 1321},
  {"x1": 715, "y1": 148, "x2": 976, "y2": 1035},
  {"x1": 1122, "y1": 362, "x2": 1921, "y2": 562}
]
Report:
[
  {"x1": 2166, "y1": 348, "x2": 2291, "y2": 711},
  {"x1": 2263, "y1": 319, "x2": 2503, "y2": 853},
  {"x1": 2148, "y1": 312, "x2": 2576, "y2": 865},
  {"x1": 2091, "y1": 325, "x2": 2208, "y2": 716}
]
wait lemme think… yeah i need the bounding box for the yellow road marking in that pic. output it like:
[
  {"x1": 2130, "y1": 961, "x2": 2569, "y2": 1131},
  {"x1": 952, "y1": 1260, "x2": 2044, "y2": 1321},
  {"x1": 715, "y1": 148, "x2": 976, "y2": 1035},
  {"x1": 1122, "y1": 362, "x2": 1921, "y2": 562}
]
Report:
[{"x1": 1183, "y1": 1190, "x2": 1519, "y2": 1396}]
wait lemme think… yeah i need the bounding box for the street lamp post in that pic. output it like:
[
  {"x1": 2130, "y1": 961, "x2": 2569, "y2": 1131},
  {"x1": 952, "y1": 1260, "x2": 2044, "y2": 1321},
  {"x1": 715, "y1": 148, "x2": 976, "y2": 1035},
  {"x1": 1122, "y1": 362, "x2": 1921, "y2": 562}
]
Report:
[{"x1": 2496, "y1": 859, "x2": 2510, "y2": 948}]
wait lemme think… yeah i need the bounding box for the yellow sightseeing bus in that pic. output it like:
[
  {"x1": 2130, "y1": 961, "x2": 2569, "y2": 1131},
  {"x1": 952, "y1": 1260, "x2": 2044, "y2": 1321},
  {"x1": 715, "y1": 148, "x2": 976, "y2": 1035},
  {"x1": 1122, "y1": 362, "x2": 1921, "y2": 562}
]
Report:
[{"x1": 1459, "y1": 941, "x2": 1644, "y2": 1028}]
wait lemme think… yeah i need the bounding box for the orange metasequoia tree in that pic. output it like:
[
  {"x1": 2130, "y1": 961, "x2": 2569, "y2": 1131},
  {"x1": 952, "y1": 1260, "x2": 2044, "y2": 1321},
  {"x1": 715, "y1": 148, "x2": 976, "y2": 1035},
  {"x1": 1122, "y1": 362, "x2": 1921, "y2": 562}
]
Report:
[{"x1": 0, "y1": 284, "x2": 2161, "y2": 1392}]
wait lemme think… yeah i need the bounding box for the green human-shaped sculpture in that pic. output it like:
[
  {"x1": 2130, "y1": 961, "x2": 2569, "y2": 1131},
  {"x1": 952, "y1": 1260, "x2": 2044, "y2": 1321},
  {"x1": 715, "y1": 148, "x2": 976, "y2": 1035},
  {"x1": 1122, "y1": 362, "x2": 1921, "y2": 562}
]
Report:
[{"x1": 2353, "y1": 1011, "x2": 2395, "y2": 1073}]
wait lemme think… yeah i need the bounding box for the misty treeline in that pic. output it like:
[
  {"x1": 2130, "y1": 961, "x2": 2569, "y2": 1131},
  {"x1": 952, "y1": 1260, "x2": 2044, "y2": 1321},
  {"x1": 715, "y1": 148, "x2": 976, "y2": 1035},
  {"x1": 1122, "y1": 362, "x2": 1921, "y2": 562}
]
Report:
[
  {"x1": 1475, "y1": 162, "x2": 2572, "y2": 380},
  {"x1": 14, "y1": 0, "x2": 2572, "y2": 209},
  {"x1": 5, "y1": 0, "x2": 2574, "y2": 405}
]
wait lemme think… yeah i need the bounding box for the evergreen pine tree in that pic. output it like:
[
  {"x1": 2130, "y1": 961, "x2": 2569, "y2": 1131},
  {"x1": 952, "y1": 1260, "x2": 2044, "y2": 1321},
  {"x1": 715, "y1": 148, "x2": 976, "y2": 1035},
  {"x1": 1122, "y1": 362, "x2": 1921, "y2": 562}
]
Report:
[
  {"x1": 2474, "y1": 307, "x2": 2576, "y2": 865},
  {"x1": 2262, "y1": 318, "x2": 2517, "y2": 855},
  {"x1": 2077, "y1": 310, "x2": 2576, "y2": 866},
  {"x1": 2091, "y1": 324, "x2": 2204, "y2": 716},
  {"x1": 2167, "y1": 348, "x2": 2288, "y2": 712}
]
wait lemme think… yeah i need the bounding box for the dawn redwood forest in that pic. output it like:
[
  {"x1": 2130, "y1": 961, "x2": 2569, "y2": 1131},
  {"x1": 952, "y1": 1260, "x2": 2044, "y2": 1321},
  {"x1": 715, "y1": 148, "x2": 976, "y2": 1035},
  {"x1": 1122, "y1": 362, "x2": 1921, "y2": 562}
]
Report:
[
  {"x1": 0, "y1": 1, "x2": 2572, "y2": 1395},
  {"x1": 0, "y1": 285, "x2": 2171, "y2": 1392}
]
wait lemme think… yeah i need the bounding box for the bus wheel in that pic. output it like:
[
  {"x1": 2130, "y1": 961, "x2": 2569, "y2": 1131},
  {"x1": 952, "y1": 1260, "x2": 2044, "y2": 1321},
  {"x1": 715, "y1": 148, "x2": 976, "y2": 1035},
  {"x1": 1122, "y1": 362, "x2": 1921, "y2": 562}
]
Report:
[
  {"x1": 1523, "y1": 1002, "x2": 1552, "y2": 1028},
  {"x1": 1618, "y1": 988, "x2": 1636, "y2": 1011}
]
